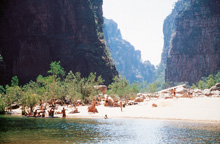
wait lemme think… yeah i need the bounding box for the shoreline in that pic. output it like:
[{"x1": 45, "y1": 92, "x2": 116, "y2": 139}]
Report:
[
  {"x1": 3, "y1": 113, "x2": 220, "y2": 123},
  {"x1": 7, "y1": 97, "x2": 220, "y2": 123}
]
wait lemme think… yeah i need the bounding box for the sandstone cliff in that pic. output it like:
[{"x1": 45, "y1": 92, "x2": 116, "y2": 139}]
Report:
[
  {"x1": 161, "y1": 0, "x2": 191, "y2": 64},
  {"x1": 0, "y1": 0, "x2": 117, "y2": 85},
  {"x1": 103, "y1": 18, "x2": 155, "y2": 83},
  {"x1": 165, "y1": 0, "x2": 220, "y2": 84}
]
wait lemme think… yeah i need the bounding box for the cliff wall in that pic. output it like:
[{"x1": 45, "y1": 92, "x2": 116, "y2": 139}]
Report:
[
  {"x1": 104, "y1": 18, "x2": 155, "y2": 84},
  {"x1": 0, "y1": 0, "x2": 117, "y2": 85},
  {"x1": 165, "y1": 0, "x2": 220, "y2": 84}
]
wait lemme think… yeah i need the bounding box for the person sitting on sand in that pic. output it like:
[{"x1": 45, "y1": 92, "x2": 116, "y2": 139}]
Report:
[
  {"x1": 104, "y1": 114, "x2": 108, "y2": 119},
  {"x1": 73, "y1": 106, "x2": 79, "y2": 113},
  {"x1": 48, "y1": 108, "x2": 54, "y2": 117},
  {"x1": 62, "y1": 107, "x2": 66, "y2": 118}
]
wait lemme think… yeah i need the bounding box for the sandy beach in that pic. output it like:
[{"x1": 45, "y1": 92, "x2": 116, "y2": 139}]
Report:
[{"x1": 10, "y1": 97, "x2": 220, "y2": 122}]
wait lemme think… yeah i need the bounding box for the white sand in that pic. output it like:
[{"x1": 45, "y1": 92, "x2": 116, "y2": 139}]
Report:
[{"x1": 10, "y1": 97, "x2": 220, "y2": 122}]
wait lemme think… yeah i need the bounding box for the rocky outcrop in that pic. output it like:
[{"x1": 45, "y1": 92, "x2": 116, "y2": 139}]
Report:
[
  {"x1": 0, "y1": 0, "x2": 117, "y2": 85},
  {"x1": 165, "y1": 0, "x2": 220, "y2": 84},
  {"x1": 103, "y1": 18, "x2": 155, "y2": 83},
  {"x1": 161, "y1": 0, "x2": 191, "y2": 64}
]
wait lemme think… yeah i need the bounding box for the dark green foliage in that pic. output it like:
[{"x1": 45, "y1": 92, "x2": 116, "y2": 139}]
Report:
[
  {"x1": 48, "y1": 61, "x2": 65, "y2": 77},
  {"x1": 191, "y1": 71, "x2": 220, "y2": 90},
  {"x1": 107, "y1": 76, "x2": 140, "y2": 99},
  {"x1": 11, "y1": 76, "x2": 19, "y2": 87}
]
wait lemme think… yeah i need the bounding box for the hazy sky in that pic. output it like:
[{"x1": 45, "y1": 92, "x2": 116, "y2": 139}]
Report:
[{"x1": 103, "y1": 0, "x2": 178, "y2": 66}]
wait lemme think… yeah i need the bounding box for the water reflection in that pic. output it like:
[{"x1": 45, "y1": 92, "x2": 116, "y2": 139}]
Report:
[{"x1": 0, "y1": 115, "x2": 220, "y2": 143}]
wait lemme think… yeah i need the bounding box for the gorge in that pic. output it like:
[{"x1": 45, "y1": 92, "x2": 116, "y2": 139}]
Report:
[{"x1": 103, "y1": 18, "x2": 155, "y2": 84}]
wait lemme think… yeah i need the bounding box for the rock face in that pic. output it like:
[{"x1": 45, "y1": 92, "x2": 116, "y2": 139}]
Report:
[
  {"x1": 164, "y1": 0, "x2": 220, "y2": 84},
  {"x1": 161, "y1": 0, "x2": 191, "y2": 64},
  {"x1": 0, "y1": 0, "x2": 117, "y2": 85},
  {"x1": 103, "y1": 18, "x2": 155, "y2": 83}
]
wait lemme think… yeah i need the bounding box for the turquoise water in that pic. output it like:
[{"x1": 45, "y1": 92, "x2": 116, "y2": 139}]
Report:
[{"x1": 0, "y1": 115, "x2": 220, "y2": 144}]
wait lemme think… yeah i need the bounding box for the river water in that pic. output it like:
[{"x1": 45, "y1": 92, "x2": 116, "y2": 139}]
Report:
[{"x1": 0, "y1": 115, "x2": 220, "y2": 144}]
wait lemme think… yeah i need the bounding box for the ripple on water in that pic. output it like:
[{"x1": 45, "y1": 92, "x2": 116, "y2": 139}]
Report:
[{"x1": 0, "y1": 115, "x2": 220, "y2": 143}]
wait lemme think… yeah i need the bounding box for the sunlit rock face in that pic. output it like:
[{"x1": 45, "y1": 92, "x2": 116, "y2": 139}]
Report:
[
  {"x1": 103, "y1": 18, "x2": 155, "y2": 84},
  {"x1": 0, "y1": 0, "x2": 117, "y2": 85},
  {"x1": 164, "y1": 0, "x2": 220, "y2": 84}
]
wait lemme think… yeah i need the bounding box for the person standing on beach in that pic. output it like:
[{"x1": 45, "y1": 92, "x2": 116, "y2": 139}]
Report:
[
  {"x1": 173, "y1": 88, "x2": 176, "y2": 97},
  {"x1": 40, "y1": 99, "x2": 43, "y2": 110},
  {"x1": 62, "y1": 107, "x2": 66, "y2": 118},
  {"x1": 120, "y1": 101, "x2": 123, "y2": 112}
]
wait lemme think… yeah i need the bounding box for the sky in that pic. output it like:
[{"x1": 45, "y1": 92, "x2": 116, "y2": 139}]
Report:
[{"x1": 103, "y1": 0, "x2": 178, "y2": 66}]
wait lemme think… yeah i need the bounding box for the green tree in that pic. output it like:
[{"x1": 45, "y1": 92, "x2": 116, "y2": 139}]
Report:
[
  {"x1": 197, "y1": 80, "x2": 206, "y2": 90},
  {"x1": 22, "y1": 81, "x2": 40, "y2": 112},
  {"x1": 0, "y1": 95, "x2": 5, "y2": 113},
  {"x1": 0, "y1": 85, "x2": 5, "y2": 94},
  {"x1": 108, "y1": 76, "x2": 130, "y2": 99},
  {"x1": 148, "y1": 82, "x2": 159, "y2": 93},
  {"x1": 139, "y1": 81, "x2": 148, "y2": 93},
  {"x1": 48, "y1": 61, "x2": 65, "y2": 78},
  {"x1": 5, "y1": 85, "x2": 22, "y2": 111},
  {"x1": 207, "y1": 75, "x2": 215, "y2": 88},
  {"x1": 47, "y1": 61, "x2": 65, "y2": 105},
  {"x1": 11, "y1": 76, "x2": 19, "y2": 87},
  {"x1": 215, "y1": 71, "x2": 220, "y2": 83}
]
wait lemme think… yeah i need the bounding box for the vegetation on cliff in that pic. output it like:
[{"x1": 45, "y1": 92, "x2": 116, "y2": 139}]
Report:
[{"x1": 191, "y1": 71, "x2": 220, "y2": 90}]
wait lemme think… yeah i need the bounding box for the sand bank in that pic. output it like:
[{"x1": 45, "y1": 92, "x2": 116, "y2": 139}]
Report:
[
  {"x1": 63, "y1": 97, "x2": 220, "y2": 121},
  {"x1": 10, "y1": 97, "x2": 220, "y2": 122}
]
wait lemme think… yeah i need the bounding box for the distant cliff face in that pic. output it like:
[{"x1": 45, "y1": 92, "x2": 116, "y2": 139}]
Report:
[
  {"x1": 0, "y1": 0, "x2": 117, "y2": 85},
  {"x1": 103, "y1": 18, "x2": 155, "y2": 84},
  {"x1": 165, "y1": 0, "x2": 220, "y2": 84}
]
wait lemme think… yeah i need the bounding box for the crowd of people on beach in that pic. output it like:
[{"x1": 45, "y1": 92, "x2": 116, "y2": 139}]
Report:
[
  {"x1": 22, "y1": 85, "x2": 198, "y2": 119},
  {"x1": 24, "y1": 99, "x2": 79, "y2": 118},
  {"x1": 23, "y1": 94, "x2": 126, "y2": 119}
]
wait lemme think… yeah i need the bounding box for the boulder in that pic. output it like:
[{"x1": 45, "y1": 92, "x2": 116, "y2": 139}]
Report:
[
  {"x1": 134, "y1": 98, "x2": 144, "y2": 102},
  {"x1": 210, "y1": 83, "x2": 220, "y2": 91},
  {"x1": 210, "y1": 90, "x2": 220, "y2": 96},
  {"x1": 176, "y1": 85, "x2": 187, "y2": 94},
  {"x1": 181, "y1": 93, "x2": 188, "y2": 98},
  {"x1": 11, "y1": 103, "x2": 19, "y2": 109},
  {"x1": 55, "y1": 99, "x2": 63, "y2": 105},
  {"x1": 152, "y1": 104, "x2": 158, "y2": 107},
  {"x1": 94, "y1": 85, "x2": 107, "y2": 94},
  {"x1": 203, "y1": 89, "x2": 211, "y2": 96},
  {"x1": 88, "y1": 105, "x2": 98, "y2": 113}
]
